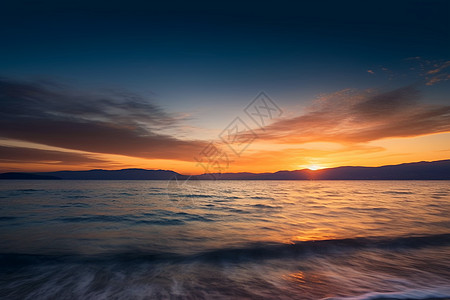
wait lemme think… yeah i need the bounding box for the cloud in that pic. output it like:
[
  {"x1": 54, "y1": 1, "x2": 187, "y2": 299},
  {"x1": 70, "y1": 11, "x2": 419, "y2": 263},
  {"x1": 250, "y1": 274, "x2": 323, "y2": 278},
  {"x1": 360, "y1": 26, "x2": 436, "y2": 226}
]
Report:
[
  {"x1": 0, "y1": 78, "x2": 207, "y2": 161},
  {"x1": 0, "y1": 78, "x2": 178, "y2": 129},
  {"x1": 426, "y1": 61, "x2": 450, "y2": 75},
  {"x1": 258, "y1": 86, "x2": 450, "y2": 144},
  {"x1": 0, "y1": 145, "x2": 106, "y2": 165},
  {"x1": 425, "y1": 60, "x2": 450, "y2": 85},
  {"x1": 405, "y1": 58, "x2": 450, "y2": 86}
]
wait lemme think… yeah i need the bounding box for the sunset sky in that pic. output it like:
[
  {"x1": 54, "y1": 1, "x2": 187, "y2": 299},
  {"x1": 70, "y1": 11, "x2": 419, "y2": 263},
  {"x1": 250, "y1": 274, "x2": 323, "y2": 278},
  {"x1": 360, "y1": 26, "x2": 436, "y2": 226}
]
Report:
[{"x1": 1, "y1": 0, "x2": 449, "y2": 174}]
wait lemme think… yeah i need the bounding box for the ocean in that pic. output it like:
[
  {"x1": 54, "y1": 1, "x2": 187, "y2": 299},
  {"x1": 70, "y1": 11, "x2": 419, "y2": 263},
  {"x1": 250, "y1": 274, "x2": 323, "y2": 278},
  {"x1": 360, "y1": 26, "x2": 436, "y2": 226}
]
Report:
[{"x1": 0, "y1": 180, "x2": 449, "y2": 299}]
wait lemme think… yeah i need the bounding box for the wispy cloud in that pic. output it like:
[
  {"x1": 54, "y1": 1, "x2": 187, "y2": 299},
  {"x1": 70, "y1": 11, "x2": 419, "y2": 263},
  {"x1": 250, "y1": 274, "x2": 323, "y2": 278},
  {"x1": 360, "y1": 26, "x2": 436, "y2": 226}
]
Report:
[
  {"x1": 258, "y1": 86, "x2": 450, "y2": 144},
  {"x1": 0, "y1": 145, "x2": 107, "y2": 165},
  {"x1": 0, "y1": 78, "x2": 207, "y2": 161},
  {"x1": 426, "y1": 61, "x2": 450, "y2": 75},
  {"x1": 425, "y1": 60, "x2": 450, "y2": 85},
  {"x1": 404, "y1": 57, "x2": 450, "y2": 86}
]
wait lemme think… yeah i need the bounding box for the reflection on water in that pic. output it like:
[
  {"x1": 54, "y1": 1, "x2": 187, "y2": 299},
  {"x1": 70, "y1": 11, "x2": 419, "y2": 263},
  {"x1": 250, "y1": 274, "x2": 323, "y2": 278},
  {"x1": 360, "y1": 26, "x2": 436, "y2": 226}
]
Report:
[
  {"x1": 0, "y1": 180, "x2": 449, "y2": 299},
  {"x1": 285, "y1": 271, "x2": 306, "y2": 284}
]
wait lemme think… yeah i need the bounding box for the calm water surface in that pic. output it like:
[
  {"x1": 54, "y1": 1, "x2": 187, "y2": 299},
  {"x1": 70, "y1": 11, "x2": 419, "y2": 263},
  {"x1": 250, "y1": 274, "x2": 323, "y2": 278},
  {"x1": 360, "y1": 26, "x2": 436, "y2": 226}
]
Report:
[{"x1": 0, "y1": 180, "x2": 449, "y2": 299}]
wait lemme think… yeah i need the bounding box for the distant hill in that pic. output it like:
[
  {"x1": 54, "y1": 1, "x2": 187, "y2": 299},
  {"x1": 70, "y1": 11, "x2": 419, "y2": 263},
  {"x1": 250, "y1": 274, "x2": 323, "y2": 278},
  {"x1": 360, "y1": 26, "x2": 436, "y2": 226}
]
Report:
[
  {"x1": 0, "y1": 172, "x2": 61, "y2": 180},
  {"x1": 38, "y1": 169, "x2": 184, "y2": 180},
  {"x1": 0, "y1": 160, "x2": 449, "y2": 180},
  {"x1": 194, "y1": 160, "x2": 450, "y2": 180}
]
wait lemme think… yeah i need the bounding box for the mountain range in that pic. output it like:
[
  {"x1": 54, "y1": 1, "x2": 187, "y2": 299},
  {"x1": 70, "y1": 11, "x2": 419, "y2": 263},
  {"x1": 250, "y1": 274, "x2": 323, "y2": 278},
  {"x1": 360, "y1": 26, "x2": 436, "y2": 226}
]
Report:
[{"x1": 1, "y1": 159, "x2": 449, "y2": 180}]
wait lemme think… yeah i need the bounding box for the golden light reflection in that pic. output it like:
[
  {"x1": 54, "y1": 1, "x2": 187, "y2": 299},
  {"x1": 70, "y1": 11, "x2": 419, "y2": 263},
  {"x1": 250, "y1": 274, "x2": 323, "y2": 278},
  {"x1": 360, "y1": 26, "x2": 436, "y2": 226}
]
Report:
[
  {"x1": 290, "y1": 231, "x2": 339, "y2": 242},
  {"x1": 284, "y1": 271, "x2": 306, "y2": 284},
  {"x1": 284, "y1": 271, "x2": 327, "y2": 287}
]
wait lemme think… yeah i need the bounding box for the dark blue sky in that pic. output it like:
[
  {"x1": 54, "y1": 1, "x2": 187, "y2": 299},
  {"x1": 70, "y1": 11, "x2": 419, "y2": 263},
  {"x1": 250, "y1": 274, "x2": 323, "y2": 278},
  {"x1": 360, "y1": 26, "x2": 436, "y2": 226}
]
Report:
[{"x1": 1, "y1": 1, "x2": 449, "y2": 111}]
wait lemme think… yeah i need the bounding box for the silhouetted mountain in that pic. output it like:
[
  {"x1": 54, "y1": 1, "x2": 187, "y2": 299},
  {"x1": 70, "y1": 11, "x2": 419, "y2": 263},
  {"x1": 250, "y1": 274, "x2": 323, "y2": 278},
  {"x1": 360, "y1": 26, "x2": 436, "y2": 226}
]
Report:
[
  {"x1": 194, "y1": 160, "x2": 450, "y2": 180},
  {"x1": 1, "y1": 160, "x2": 449, "y2": 180},
  {"x1": 0, "y1": 172, "x2": 61, "y2": 180},
  {"x1": 38, "y1": 169, "x2": 184, "y2": 180}
]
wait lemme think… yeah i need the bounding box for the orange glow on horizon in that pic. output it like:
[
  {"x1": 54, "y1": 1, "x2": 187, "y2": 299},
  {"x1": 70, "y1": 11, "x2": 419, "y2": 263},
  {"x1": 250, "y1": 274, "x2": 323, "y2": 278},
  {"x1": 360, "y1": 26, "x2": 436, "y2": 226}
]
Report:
[{"x1": 0, "y1": 132, "x2": 449, "y2": 174}]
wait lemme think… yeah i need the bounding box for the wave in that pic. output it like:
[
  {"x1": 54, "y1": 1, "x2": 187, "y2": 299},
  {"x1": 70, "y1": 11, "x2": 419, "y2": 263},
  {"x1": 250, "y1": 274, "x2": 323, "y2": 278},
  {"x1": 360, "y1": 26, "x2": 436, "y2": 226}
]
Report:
[
  {"x1": 251, "y1": 203, "x2": 282, "y2": 209},
  {"x1": 189, "y1": 233, "x2": 450, "y2": 263},
  {"x1": 0, "y1": 216, "x2": 19, "y2": 221},
  {"x1": 51, "y1": 210, "x2": 218, "y2": 226},
  {"x1": 54, "y1": 215, "x2": 186, "y2": 225},
  {"x1": 1, "y1": 233, "x2": 449, "y2": 266},
  {"x1": 325, "y1": 286, "x2": 450, "y2": 300}
]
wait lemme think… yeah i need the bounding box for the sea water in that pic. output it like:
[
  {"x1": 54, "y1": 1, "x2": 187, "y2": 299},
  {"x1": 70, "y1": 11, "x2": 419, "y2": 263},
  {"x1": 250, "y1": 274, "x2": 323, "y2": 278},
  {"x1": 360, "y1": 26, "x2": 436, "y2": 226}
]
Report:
[{"x1": 0, "y1": 180, "x2": 449, "y2": 299}]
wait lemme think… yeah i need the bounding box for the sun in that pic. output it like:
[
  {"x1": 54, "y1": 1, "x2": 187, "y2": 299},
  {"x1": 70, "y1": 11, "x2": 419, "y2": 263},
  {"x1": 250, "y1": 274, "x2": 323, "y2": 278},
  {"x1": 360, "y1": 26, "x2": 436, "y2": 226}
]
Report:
[
  {"x1": 298, "y1": 164, "x2": 326, "y2": 171},
  {"x1": 307, "y1": 165, "x2": 322, "y2": 171}
]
